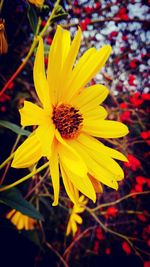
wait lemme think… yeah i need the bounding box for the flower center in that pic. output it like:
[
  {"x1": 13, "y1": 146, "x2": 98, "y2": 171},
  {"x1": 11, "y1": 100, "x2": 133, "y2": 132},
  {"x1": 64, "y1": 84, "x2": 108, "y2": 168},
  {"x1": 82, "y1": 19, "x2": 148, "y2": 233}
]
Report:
[{"x1": 52, "y1": 104, "x2": 83, "y2": 139}]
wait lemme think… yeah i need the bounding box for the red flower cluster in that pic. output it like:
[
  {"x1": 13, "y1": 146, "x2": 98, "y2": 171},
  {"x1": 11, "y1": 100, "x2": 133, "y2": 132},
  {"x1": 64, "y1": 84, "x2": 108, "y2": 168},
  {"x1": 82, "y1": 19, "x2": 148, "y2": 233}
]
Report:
[
  {"x1": 120, "y1": 111, "x2": 131, "y2": 123},
  {"x1": 105, "y1": 206, "x2": 118, "y2": 219},
  {"x1": 128, "y1": 74, "x2": 136, "y2": 86},
  {"x1": 80, "y1": 18, "x2": 91, "y2": 31},
  {"x1": 115, "y1": 7, "x2": 129, "y2": 21},
  {"x1": 95, "y1": 227, "x2": 104, "y2": 241},
  {"x1": 124, "y1": 154, "x2": 141, "y2": 171},
  {"x1": 129, "y1": 59, "x2": 139, "y2": 69},
  {"x1": 83, "y1": 3, "x2": 101, "y2": 13},
  {"x1": 120, "y1": 102, "x2": 128, "y2": 109},
  {"x1": 122, "y1": 241, "x2": 131, "y2": 255},
  {"x1": 108, "y1": 31, "x2": 118, "y2": 41},
  {"x1": 129, "y1": 92, "x2": 150, "y2": 107},
  {"x1": 141, "y1": 130, "x2": 150, "y2": 146},
  {"x1": 130, "y1": 92, "x2": 143, "y2": 107}
]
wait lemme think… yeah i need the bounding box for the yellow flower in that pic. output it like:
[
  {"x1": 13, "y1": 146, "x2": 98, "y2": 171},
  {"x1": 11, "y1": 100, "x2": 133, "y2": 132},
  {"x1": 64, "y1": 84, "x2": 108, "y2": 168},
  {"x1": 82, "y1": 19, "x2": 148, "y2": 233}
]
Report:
[
  {"x1": 66, "y1": 195, "x2": 88, "y2": 236},
  {"x1": 6, "y1": 209, "x2": 37, "y2": 230},
  {"x1": 28, "y1": 0, "x2": 44, "y2": 7},
  {"x1": 12, "y1": 25, "x2": 129, "y2": 206}
]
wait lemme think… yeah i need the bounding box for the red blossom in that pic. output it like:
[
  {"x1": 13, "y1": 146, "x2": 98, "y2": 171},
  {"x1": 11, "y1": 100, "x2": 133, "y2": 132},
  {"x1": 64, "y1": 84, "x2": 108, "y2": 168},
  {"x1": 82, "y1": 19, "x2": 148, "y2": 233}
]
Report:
[
  {"x1": 136, "y1": 176, "x2": 146, "y2": 185},
  {"x1": 129, "y1": 59, "x2": 139, "y2": 69},
  {"x1": 115, "y1": 7, "x2": 129, "y2": 20},
  {"x1": 93, "y1": 241, "x2": 99, "y2": 254},
  {"x1": 141, "y1": 131, "x2": 150, "y2": 140},
  {"x1": 80, "y1": 18, "x2": 91, "y2": 31},
  {"x1": 120, "y1": 102, "x2": 128, "y2": 109},
  {"x1": 0, "y1": 93, "x2": 11, "y2": 103},
  {"x1": 105, "y1": 206, "x2": 118, "y2": 219},
  {"x1": 137, "y1": 214, "x2": 147, "y2": 222},
  {"x1": 120, "y1": 111, "x2": 131, "y2": 122},
  {"x1": 129, "y1": 92, "x2": 143, "y2": 107},
  {"x1": 128, "y1": 74, "x2": 136, "y2": 86},
  {"x1": 142, "y1": 93, "x2": 150, "y2": 101},
  {"x1": 144, "y1": 261, "x2": 150, "y2": 267},
  {"x1": 95, "y1": 227, "x2": 104, "y2": 240},
  {"x1": 135, "y1": 184, "x2": 143, "y2": 192},
  {"x1": 46, "y1": 37, "x2": 52, "y2": 45},
  {"x1": 108, "y1": 31, "x2": 118, "y2": 40},
  {"x1": 124, "y1": 154, "x2": 141, "y2": 171},
  {"x1": 122, "y1": 35, "x2": 128, "y2": 41},
  {"x1": 122, "y1": 241, "x2": 131, "y2": 255},
  {"x1": 0, "y1": 106, "x2": 7, "y2": 112},
  {"x1": 105, "y1": 248, "x2": 111, "y2": 255},
  {"x1": 120, "y1": 47, "x2": 125, "y2": 52},
  {"x1": 73, "y1": 7, "x2": 81, "y2": 14},
  {"x1": 83, "y1": 6, "x2": 93, "y2": 13}
]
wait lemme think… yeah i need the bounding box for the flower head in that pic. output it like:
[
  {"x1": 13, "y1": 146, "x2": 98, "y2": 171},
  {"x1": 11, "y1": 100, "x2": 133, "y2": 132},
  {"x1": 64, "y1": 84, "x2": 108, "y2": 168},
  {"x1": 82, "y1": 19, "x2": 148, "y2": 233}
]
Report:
[
  {"x1": 12, "y1": 26, "x2": 129, "y2": 205},
  {"x1": 28, "y1": 0, "x2": 44, "y2": 7},
  {"x1": 66, "y1": 195, "x2": 87, "y2": 236},
  {"x1": 6, "y1": 209, "x2": 37, "y2": 230}
]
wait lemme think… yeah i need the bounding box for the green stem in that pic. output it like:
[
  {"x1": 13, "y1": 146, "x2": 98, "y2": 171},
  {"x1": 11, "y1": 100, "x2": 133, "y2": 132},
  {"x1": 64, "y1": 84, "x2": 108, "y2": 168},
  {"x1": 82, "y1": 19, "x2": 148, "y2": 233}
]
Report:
[
  {"x1": 0, "y1": 127, "x2": 25, "y2": 184},
  {"x1": 0, "y1": 162, "x2": 49, "y2": 192},
  {"x1": 0, "y1": 153, "x2": 15, "y2": 169}
]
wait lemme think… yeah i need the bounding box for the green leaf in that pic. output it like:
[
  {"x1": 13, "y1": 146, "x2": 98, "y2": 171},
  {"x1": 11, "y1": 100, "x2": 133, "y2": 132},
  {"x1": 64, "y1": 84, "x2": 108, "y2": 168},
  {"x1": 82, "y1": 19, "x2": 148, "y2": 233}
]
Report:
[
  {"x1": 51, "y1": 5, "x2": 68, "y2": 23},
  {"x1": 0, "y1": 187, "x2": 44, "y2": 221},
  {"x1": 0, "y1": 120, "x2": 30, "y2": 136},
  {"x1": 27, "y1": 4, "x2": 38, "y2": 34},
  {"x1": 23, "y1": 230, "x2": 44, "y2": 250}
]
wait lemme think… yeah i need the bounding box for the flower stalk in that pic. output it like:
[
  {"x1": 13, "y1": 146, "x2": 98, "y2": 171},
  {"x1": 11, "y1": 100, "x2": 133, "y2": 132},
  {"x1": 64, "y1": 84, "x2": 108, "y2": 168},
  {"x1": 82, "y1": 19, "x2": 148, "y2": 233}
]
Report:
[{"x1": 0, "y1": 161, "x2": 49, "y2": 192}]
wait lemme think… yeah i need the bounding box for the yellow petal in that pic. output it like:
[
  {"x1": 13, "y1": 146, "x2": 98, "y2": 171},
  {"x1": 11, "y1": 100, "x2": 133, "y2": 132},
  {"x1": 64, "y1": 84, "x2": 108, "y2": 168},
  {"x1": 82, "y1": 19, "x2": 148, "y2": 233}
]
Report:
[
  {"x1": 83, "y1": 106, "x2": 107, "y2": 121},
  {"x1": 47, "y1": 26, "x2": 71, "y2": 104},
  {"x1": 33, "y1": 37, "x2": 51, "y2": 111},
  {"x1": 49, "y1": 141, "x2": 60, "y2": 206},
  {"x1": 56, "y1": 130, "x2": 87, "y2": 177},
  {"x1": 19, "y1": 101, "x2": 49, "y2": 126},
  {"x1": 60, "y1": 163, "x2": 79, "y2": 204},
  {"x1": 99, "y1": 144, "x2": 128, "y2": 162},
  {"x1": 83, "y1": 120, "x2": 129, "y2": 138},
  {"x1": 70, "y1": 140, "x2": 118, "y2": 190},
  {"x1": 77, "y1": 134, "x2": 124, "y2": 180},
  {"x1": 73, "y1": 213, "x2": 82, "y2": 224},
  {"x1": 72, "y1": 220, "x2": 78, "y2": 236},
  {"x1": 71, "y1": 84, "x2": 109, "y2": 109},
  {"x1": 35, "y1": 124, "x2": 55, "y2": 158},
  {"x1": 66, "y1": 221, "x2": 71, "y2": 236},
  {"x1": 78, "y1": 133, "x2": 128, "y2": 162},
  {"x1": 65, "y1": 45, "x2": 112, "y2": 101},
  {"x1": 62, "y1": 163, "x2": 96, "y2": 202},
  {"x1": 11, "y1": 133, "x2": 42, "y2": 168},
  {"x1": 60, "y1": 27, "x2": 82, "y2": 101},
  {"x1": 17, "y1": 216, "x2": 24, "y2": 230}
]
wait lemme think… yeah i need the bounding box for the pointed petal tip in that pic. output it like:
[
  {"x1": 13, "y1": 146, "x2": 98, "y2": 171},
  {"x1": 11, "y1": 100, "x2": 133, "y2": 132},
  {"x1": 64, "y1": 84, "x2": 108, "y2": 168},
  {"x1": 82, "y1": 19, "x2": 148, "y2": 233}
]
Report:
[
  {"x1": 11, "y1": 159, "x2": 20, "y2": 169},
  {"x1": 52, "y1": 201, "x2": 58, "y2": 207}
]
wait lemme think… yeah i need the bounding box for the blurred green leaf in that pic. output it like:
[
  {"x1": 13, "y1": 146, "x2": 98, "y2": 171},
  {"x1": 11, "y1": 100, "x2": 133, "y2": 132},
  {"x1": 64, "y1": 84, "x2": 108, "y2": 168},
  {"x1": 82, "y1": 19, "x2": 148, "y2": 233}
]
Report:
[
  {"x1": 23, "y1": 230, "x2": 43, "y2": 250},
  {"x1": 0, "y1": 187, "x2": 44, "y2": 221},
  {"x1": 51, "y1": 5, "x2": 68, "y2": 22},
  {"x1": 27, "y1": 4, "x2": 38, "y2": 34},
  {"x1": 0, "y1": 120, "x2": 30, "y2": 136}
]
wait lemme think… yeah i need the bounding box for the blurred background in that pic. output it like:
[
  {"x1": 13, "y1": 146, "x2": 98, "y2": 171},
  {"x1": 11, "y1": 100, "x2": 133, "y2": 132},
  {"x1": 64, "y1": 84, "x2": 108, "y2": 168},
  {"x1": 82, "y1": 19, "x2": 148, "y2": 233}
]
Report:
[{"x1": 0, "y1": 0, "x2": 150, "y2": 266}]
